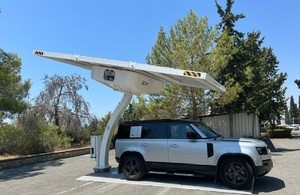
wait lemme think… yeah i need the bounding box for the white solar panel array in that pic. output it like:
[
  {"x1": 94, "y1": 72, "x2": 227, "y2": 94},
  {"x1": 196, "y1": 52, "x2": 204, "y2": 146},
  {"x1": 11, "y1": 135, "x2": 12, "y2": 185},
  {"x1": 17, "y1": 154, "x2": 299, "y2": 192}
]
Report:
[{"x1": 34, "y1": 50, "x2": 225, "y2": 94}]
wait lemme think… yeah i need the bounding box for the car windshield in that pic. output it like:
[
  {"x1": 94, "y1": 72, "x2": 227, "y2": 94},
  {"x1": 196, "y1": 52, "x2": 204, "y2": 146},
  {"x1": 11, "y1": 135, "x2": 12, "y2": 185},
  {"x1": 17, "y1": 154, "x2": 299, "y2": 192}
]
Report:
[{"x1": 192, "y1": 122, "x2": 219, "y2": 138}]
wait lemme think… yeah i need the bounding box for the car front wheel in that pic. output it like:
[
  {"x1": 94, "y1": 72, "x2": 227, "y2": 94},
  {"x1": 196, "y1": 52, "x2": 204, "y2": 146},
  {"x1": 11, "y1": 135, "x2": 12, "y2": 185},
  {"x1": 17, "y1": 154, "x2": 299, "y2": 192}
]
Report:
[{"x1": 219, "y1": 157, "x2": 254, "y2": 189}]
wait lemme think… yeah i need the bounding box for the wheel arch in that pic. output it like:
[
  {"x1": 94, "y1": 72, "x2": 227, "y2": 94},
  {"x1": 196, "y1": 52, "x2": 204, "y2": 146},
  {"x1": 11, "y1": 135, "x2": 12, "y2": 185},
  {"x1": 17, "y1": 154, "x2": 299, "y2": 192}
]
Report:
[
  {"x1": 216, "y1": 153, "x2": 256, "y2": 177},
  {"x1": 118, "y1": 151, "x2": 146, "y2": 173}
]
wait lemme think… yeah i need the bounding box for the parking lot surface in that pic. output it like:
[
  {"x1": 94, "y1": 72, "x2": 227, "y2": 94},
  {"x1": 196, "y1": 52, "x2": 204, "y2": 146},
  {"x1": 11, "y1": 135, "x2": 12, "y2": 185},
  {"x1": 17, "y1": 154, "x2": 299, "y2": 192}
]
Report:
[{"x1": 0, "y1": 135, "x2": 299, "y2": 195}]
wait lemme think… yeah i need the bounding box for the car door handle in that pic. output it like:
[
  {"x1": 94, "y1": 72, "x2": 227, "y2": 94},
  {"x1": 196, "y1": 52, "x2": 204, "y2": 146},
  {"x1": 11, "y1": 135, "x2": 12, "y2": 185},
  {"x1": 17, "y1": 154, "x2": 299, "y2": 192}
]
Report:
[
  {"x1": 170, "y1": 144, "x2": 179, "y2": 148},
  {"x1": 141, "y1": 143, "x2": 149, "y2": 147}
]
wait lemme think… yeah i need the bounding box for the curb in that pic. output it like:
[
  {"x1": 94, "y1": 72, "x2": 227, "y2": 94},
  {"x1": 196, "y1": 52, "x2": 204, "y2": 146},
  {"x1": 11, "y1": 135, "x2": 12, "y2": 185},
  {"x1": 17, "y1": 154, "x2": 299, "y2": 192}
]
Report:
[{"x1": 0, "y1": 147, "x2": 90, "y2": 170}]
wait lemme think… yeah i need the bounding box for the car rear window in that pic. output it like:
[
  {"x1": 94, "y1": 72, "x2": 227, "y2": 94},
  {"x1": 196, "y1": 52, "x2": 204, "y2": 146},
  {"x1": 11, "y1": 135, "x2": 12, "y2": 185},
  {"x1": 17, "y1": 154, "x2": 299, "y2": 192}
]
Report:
[
  {"x1": 116, "y1": 123, "x2": 168, "y2": 139},
  {"x1": 116, "y1": 125, "x2": 131, "y2": 139},
  {"x1": 141, "y1": 123, "x2": 168, "y2": 139}
]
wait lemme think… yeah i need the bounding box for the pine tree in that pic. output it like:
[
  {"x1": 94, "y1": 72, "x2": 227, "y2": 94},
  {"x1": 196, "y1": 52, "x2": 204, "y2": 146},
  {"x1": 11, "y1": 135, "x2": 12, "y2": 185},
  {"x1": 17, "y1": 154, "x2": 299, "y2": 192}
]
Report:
[
  {"x1": 213, "y1": 0, "x2": 287, "y2": 125},
  {"x1": 298, "y1": 96, "x2": 300, "y2": 123},
  {"x1": 289, "y1": 96, "x2": 298, "y2": 124},
  {"x1": 0, "y1": 49, "x2": 31, "y2": 121},
  {"x1": 285, "y1": 107, "x2": 290, "y2": 124},
  {"x1": 295, "y1": 79, "x2": 300, "y2": 88},
  {"x1": 215, "y1": 0, "x2": 245, "y2": 38}
]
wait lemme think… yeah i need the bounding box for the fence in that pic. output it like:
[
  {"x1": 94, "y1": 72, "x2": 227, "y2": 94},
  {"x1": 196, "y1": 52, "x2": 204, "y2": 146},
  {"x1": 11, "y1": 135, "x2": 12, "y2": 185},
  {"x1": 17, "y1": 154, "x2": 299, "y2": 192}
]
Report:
[{"x1": 200, "y1": 112, "x2": 260, "y2": 138}]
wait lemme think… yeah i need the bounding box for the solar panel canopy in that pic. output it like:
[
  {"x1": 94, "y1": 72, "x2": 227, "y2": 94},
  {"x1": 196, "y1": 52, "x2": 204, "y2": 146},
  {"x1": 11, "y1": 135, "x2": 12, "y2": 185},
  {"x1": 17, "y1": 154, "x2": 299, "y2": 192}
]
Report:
[{"x1": 34, "y1": 50, "x2": 226, "y2": 94}]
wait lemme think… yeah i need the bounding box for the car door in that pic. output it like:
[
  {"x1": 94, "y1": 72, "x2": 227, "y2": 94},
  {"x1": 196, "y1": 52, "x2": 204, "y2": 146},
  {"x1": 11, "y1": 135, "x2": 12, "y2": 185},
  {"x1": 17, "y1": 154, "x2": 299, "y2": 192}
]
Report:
[
  {"x1": 135, "y1": 123, "x2": 168, "y2": 163},
  {"x1": 168, "y1": 122, "x2": 208, "y2": 165}
]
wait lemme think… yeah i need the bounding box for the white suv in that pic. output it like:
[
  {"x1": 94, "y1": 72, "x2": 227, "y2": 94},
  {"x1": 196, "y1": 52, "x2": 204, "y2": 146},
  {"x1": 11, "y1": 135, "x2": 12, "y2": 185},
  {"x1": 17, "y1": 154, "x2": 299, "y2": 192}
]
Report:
[{"x1": 114, "y1": 119, "x2": 273, "y2": 189}]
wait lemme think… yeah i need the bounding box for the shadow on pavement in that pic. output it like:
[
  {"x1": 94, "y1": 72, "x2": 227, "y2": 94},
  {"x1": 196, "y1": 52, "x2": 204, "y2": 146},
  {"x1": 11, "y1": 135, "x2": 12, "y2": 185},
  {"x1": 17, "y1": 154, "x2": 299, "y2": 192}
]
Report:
[
  {"x1": 0, "y1": 159, "x2": 64, "y2": 181},
  {"x1": 252, "y1": 176, "x2": 285, "y2": 194},
  {"x1": 81, "y1": 167, "x2": 252, "y2": 194},
  {"x1": 262, "y1": 133, "x2": 300, "y2": 152},
  {"x1": 274, "y1": 147, "x2": 300, "y2": 153},
  {"x1": 82, "y1": 167, "x2": 285, "y2": 194}
]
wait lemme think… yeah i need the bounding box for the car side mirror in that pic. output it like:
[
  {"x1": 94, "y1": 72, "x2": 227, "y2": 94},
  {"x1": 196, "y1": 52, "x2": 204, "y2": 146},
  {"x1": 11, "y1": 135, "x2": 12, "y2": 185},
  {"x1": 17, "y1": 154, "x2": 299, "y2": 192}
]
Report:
[{"x1": 186, "y1": 132, "x2": 197, "y2": 139}]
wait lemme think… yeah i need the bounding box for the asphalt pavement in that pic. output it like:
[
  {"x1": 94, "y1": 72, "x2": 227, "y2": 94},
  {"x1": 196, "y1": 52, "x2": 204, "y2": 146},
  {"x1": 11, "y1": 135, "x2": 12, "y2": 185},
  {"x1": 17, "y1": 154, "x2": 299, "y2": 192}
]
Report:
[{"x1": 0, "y1": 134, "x2": 299, "y2": 195}]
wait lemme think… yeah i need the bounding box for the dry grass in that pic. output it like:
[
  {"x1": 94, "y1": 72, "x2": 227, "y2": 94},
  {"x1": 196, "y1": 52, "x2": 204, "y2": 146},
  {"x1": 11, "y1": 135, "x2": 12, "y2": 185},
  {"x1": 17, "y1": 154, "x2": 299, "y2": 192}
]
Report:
[{"x1": 0, "y1": 154, "x2": 20, "y2": 160}]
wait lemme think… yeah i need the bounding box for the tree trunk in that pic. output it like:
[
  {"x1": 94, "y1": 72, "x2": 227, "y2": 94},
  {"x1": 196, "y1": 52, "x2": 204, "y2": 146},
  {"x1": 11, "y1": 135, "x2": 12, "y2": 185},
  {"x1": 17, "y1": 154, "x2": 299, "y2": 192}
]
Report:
[{"x1": 190, "y1": 89, "x2": 198, "y2": 120}]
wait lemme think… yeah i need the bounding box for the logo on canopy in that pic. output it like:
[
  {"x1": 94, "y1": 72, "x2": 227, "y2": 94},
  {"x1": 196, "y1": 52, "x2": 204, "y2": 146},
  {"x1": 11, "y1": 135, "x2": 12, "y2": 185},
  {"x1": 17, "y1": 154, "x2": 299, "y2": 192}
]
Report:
[{"x1": 104, "y1": 69, "x2": 115, "y2": 81}]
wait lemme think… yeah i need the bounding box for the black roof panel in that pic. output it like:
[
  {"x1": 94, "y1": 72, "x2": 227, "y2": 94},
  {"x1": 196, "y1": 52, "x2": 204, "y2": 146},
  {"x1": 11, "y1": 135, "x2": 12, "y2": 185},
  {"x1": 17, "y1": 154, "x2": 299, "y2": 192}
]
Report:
[{"x1": 120, "y1": 119, "x2": 198, "y2": 126}]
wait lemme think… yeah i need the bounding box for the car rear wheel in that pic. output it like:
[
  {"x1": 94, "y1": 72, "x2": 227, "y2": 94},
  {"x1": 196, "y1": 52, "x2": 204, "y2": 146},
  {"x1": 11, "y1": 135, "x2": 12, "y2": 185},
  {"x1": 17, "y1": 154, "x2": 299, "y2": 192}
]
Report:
[
  {"x1": 219, "y1": 157, "x2": 254, "y2": 189},
  {"x1": 121, "y1": 155, "x2": 145, "y2": 180}
]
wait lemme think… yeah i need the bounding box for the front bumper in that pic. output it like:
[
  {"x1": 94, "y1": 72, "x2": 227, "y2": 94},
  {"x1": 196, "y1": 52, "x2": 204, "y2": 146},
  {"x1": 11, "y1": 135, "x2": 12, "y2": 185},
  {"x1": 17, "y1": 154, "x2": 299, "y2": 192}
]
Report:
[{"x1": 255, "y1": 159, "x2": 273, "y2": 177}]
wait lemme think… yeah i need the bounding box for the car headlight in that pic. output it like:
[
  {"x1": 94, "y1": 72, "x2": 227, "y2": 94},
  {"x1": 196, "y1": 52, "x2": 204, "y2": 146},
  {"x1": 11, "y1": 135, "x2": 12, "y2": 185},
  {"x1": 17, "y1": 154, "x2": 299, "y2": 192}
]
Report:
[{"x1": 256, "y1": 147, "x2": 268, "y2": 155}]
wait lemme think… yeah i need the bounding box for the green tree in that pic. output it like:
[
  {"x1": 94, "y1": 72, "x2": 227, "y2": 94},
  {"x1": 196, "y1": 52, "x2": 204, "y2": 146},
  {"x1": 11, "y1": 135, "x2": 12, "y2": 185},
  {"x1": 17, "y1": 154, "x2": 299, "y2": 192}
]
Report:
[
  {"x1": 122, "y1": 96, "x2": 149, "y2": 121},
  {"x1": 87, "y1": 116, "x2": 101, "y2": 135},
  {"x1": 98, "y1": 112, "x2": 111, "y2": 135},
  {"x1": 213, "y1": 0, "x2": 287, "y2": 125},
  {"x1": 289, "y1": 96, "x2": 299, "y2": 124},
  {"x1": 212, "y1": 0, "x2": 246, "y2": 113},
  {"x1": 241, "y1": 32, "x2": 286, "y2": 123},
  {"x1": 295, "y1": 79, "x2": 300, "y2": 88},
  {"x1": 215, "y1": 0, "x2": 245, "y2": 38},
  {"x1": 0, "y1": 49, "x2": 31, "y2": 121},
  {"x1": 298, "y1": 96, "x2": 300, "y2": 121},
  {"x1": 146, "y1": 11, "x2": 224, "y2": 119},
  {"x1": 285, "y1": 107, "x2": 291, "y2": 124}
]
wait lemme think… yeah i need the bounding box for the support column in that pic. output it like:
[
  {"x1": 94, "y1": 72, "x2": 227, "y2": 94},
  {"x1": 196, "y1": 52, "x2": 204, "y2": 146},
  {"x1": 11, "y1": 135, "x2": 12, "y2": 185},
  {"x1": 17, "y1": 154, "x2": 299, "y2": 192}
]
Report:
[{"x1": 94, "y1": 92, "x2": 133, "y2": 172}]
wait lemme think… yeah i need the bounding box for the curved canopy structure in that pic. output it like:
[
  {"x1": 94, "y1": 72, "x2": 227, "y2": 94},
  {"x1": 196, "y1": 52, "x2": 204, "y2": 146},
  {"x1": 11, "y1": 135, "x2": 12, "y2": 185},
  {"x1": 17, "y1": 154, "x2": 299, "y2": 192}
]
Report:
[
  {"x1": 34, "y1": 50, "x2": 225, "y2": 93},
  {"x1": 34, "y1": 50, "x2": 225, "y2": 172}
]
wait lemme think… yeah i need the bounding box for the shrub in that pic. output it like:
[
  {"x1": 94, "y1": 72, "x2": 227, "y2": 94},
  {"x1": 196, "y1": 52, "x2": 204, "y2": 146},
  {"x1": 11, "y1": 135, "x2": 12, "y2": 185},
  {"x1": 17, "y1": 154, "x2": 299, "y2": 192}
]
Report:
[
  {"x1": 260, "y1": 127, "x2": 267, "y2": 133},
  {"x1": 39, "y1": 124, "x2": 71, "y2": 152},
  {"x1": 20, "y1": 115, "x2": 72, "y2": 154},
  {"x1": 65, "y1": 127, "x2": 90, "y2": 146},
  {"x1": 0, "y1": 114, "x2": 73, "y2": 155},
  {"x1": 0, "y1": 124, "x2": 24, "y2": 155},
  {"x1": 267, "y1": 129, "x2": 292, "y2": 138}
]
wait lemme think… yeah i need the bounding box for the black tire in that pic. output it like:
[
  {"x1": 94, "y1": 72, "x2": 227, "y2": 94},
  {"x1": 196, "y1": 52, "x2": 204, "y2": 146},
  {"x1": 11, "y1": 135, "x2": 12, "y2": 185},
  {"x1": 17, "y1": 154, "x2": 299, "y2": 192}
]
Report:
[
  {"x1": 121, "y1": 155, "x2": 145, "y2": 180},
  {"x1": 219, "y1": 157, "x2": 254, "y2": 189}
]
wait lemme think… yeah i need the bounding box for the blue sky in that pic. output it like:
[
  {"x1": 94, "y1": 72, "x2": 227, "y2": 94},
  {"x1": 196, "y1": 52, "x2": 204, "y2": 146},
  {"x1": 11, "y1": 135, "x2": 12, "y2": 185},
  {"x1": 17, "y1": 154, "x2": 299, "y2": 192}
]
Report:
[{"x1": 1, "y1": 0, "x2": 299, "y2": 118}]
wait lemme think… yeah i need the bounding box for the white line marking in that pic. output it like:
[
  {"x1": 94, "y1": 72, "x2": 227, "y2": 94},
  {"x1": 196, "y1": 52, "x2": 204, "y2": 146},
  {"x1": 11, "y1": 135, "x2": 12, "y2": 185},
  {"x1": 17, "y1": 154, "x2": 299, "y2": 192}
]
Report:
[
  {"x1": 94, "y1": 183, "x2": 119, "y2": 193},
  {"x1": 83, "y1": 181, "x2": 94, "y2": 186},
  {"x1": 55, "y1": 187, "x2": 76, "y2": 194},
  {"x1": 76, "y1": 175, "x2": 251, "y2": 194},
  {"x1": 55, "y1": 181, "x2": 94, "y2": 194}
]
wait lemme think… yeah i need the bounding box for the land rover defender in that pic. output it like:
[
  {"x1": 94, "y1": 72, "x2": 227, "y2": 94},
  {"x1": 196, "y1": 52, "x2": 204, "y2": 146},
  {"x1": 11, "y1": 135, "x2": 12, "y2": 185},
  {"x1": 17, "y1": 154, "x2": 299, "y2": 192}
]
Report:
[{"x1": 114, "y1": 119, "x2": 273, "y2": 189}]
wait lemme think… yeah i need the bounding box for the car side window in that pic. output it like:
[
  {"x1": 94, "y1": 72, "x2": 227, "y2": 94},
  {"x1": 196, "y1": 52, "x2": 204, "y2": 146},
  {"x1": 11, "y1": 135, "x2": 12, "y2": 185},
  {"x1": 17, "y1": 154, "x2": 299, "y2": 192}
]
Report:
[
  {"x1": 141, "y1": 123, "x2": 167, "y2": 139},
  {"x1": 169, "y1": 123, "x2": 198, "y2": 139}
]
